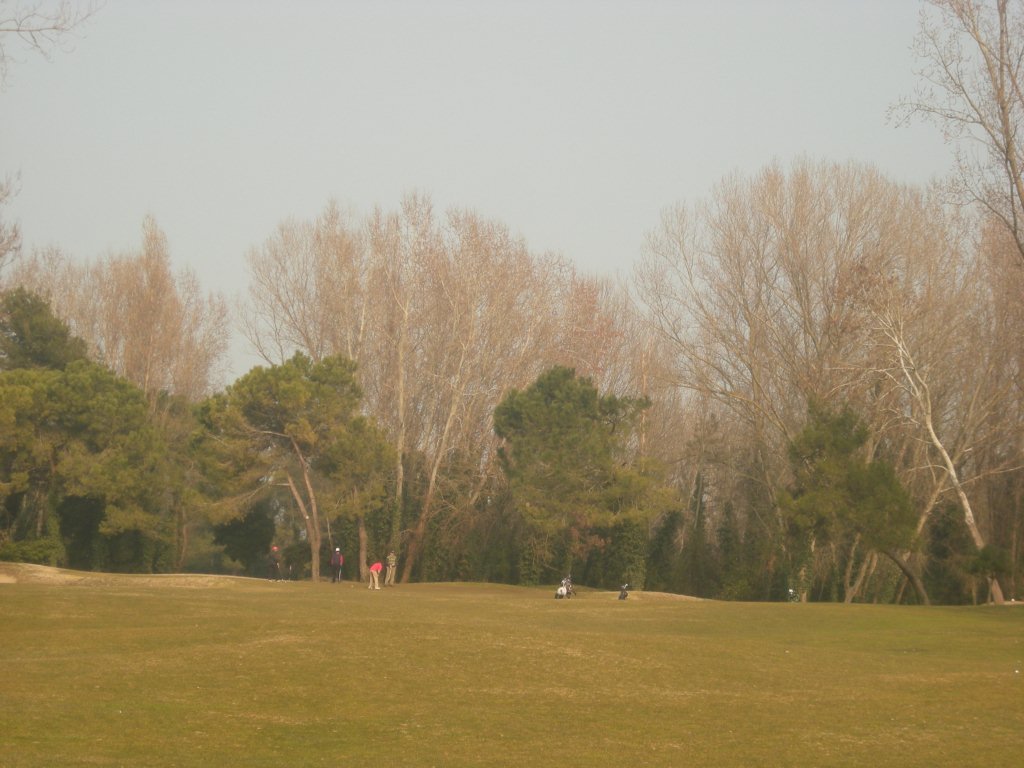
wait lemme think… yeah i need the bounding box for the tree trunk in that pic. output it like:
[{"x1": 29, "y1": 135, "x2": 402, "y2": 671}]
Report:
[
  {"x1": 175, "y1": 505, "x2": 189, "y2": 571},
  {"x1": 844, "y1": 539, "x2": 877, "y2": 604},
  {"x1": 888, "y1": 318, "x2": 1005, "y2": 604},
  {"x1": 400, "y1": 346, "x2": 468, "y2": 583},
  {"x1": 883, "y1": 549, "x2": 930, "y2": 605},
  {"x1": 402, "y1": 508, "x2": 431, "y2": 584},
  {"x1": 842, "y1": 534, "x2": 861, "y2": 602},
  {"x1": 284, "y1": 467, "x2": 321, "y2": 581},
  {"x1": 391, "y1": 295, "x2": 408, "y2": 574},
  {"x1": 921, "y1": 409, "x2": 1005, "y2": 604},
  {"x1": 357, "y1": 515, "x2": 368, "y2": 582}
]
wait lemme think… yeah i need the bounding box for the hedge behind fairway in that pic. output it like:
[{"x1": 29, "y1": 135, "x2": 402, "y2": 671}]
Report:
[{"x1": 1, "y1": 564, "x2": 1022, "y2": 767}]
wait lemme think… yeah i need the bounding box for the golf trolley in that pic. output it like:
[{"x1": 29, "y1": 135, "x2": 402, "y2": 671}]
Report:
[{"x1": 555, "y1": 576, "x2": 576, "y2": 599}]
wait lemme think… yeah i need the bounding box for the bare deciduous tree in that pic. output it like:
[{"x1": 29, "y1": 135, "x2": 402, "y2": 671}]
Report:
[
  {"x1": 242, "y1": 193, "x2": 645, "y2": 581},
  {"x1": 0, "y1": 0, "x2": 100, "y2": 86},
  {"x1": 240, "y1": 202, "x2": 368, "y2": 367},
  {"x1": 636, "y1": 161, "x2": 906, "y2": 504},
  {"x1": 0, "y1": 175, "x2": 20, "y2": 276},
  {"x1": 635, "y1": 160, "x2": 978, "y2": 599},
  {"x1": 5, "y1": 216, "x2": 231, "y2": 403},
  {"x1": 899, "y1": 0, "x2": 1024, "y2": 265},
  {"x1": 870, "y1": 254, "x2": 1012, "y2": 603}
]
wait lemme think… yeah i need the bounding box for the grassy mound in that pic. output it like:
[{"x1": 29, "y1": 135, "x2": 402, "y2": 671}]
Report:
[{"x1": 1, "y1": 565, "x2": 1021, "y2": 767}]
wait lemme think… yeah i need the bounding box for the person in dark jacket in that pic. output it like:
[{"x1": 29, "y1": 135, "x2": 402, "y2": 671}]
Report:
[
  {"x1": 269, "y1": 545, "x2": 283, "y2": 581},
  {"x1": 330, "y1": 548, "x2": 344, "y2": 583}
]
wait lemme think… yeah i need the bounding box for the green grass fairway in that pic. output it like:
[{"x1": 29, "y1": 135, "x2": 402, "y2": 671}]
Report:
[{"x1": 1, "y1": 564, "x2": 1022, "y2": 767}]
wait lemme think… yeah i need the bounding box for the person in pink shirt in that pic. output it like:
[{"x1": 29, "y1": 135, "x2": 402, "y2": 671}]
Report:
[{"x1": 368, "y1": 559, "x2": 383, "y2": 590}]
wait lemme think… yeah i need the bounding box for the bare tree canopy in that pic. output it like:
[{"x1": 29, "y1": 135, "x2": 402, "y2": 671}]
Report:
[
  {"x1": 0, "y1": 174, "x2": 20, "y2": 275},
  {"x1": 898, "y1": 0, "x2": 1024, "y2": 265},
  {"x1": 5, "y1": 217, "x2": 231, "y2": 402},
  {"x1": 0, "y1": 0, "x2": 99, "y2": 86},
  {"x1": 636, "y1": 158, "x2": 1023, "y2": 604}
]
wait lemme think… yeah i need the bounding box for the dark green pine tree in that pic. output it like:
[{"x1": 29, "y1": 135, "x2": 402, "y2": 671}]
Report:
[
  {"x1": 0, "y1": 287, "x2": 87, "y2": 371},
  {"x1": 715, "y1": 501, "x2": 747, "y2": 599},
  {"x1": 494, "y1": 366, "x2": 661, "y2": 584},
  {"x1": 677, "y1": 473, "x2": 720, "y2": 598},
  {"x1": 646, "y1": 507, "x2": 684, "y2": 593},
  {"x1": 196, "y1": 352, "x2": 392, "y2": 581},
  {"x1": 779, "y1": 402, "x2": 918, "y2": 602}
]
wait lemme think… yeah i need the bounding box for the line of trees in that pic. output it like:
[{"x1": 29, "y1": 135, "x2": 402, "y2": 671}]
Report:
[{"x1": 2, "y1": 1, "x2": 1023, "y2": 603}]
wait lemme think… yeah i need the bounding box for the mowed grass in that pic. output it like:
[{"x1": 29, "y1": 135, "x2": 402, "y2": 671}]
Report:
[{"x1": 1, "y1": 566, "x2": 1022, "y2": 767}]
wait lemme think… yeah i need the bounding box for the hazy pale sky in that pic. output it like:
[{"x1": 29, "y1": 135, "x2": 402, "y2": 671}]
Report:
[{"x1": 1, "y1": 0, "x2": 951, "y2": 375}]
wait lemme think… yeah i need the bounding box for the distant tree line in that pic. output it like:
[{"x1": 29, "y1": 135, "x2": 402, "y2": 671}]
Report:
[{"x1": 2, "y1": 1, "x2": 1023, "y2": 604}]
